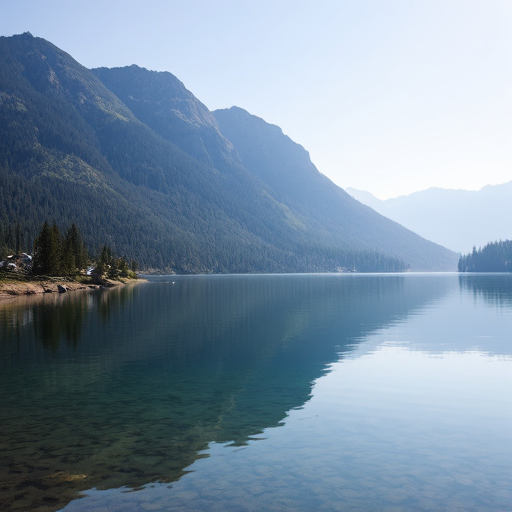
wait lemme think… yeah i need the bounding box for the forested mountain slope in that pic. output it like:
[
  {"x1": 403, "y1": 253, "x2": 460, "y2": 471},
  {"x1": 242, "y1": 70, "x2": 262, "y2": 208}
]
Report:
[
  {"x1": 0, "y1": 33, "x2": 457, "y2": 272},
  {"x1": 213, "y1": 107, "x2": 458, "y2": 270},
  {"x1": 0, "y1": 33, "x2": 311, "y2": 272}
]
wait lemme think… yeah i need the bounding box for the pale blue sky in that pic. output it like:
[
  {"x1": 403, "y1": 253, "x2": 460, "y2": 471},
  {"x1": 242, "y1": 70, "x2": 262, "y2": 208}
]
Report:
[{"x1": 1, "y1": 0, "x2": 511, "y2": 198}]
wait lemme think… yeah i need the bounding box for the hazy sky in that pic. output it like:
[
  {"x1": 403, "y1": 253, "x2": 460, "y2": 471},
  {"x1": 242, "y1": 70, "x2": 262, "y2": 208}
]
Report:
[{"x1": 1, "y1": 0, "x2": 511, "y2": 198}]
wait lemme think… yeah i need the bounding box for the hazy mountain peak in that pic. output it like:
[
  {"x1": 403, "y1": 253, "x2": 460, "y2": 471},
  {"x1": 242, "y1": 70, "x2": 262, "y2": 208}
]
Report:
[
  {"x1": 216, "y1": 106, "x2": 310, "y2": 153},
  {"x1": 347, "y1": 183, "x2": 512, "y2": 253},
  {"x1": 346, "y1": 187, "x2": 380, "y2": 204},
  {"x1": 214, "y1": 106, "x2": 313, "y2": 168}
]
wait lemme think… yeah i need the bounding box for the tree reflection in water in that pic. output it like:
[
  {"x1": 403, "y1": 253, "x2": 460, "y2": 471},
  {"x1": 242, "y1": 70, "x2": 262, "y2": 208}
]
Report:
[{"x1": 0, "y1": 275, "x2": 452, "y2": 511}]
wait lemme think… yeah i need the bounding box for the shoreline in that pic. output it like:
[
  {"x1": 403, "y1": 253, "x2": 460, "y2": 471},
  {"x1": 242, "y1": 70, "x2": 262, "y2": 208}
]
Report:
[{"x1": 0, "y1": 276, "x2": 144, "y2": 304}]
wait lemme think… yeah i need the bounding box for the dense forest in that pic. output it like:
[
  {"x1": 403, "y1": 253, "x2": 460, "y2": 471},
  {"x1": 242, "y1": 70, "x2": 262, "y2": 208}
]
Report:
[
  {"x1": 1, "y1": 220, "x2": 407, "y2": 275},
  {"x1": 0, "y1": 221, "x2": 27, "y2": 260},
  {"x1": 1, "y1": 220, "x2": 137, "y2": 279},
  {"x1": 458, "y1": 240, "x2": 512, "y2": 272},
  {"x1": 0, "y1": 33, "x2": 458, "y2": 273}
]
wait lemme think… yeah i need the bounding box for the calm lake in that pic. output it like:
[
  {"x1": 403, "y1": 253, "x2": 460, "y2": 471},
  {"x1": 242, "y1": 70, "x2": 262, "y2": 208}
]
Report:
[{"x1": 1, "y1": 273, "x2": 511, "y2": 511}]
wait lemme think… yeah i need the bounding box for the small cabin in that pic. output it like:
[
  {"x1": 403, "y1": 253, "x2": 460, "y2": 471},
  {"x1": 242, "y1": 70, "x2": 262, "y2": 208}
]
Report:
[{"x1": 1, "y1": 253, "x2": 33, "y2": 271}]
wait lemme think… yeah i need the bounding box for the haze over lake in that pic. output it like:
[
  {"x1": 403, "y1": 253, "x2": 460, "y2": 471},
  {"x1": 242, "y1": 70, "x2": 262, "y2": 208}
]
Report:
[{"x1": 1, "y1": 274, "x2": 511, "y2": 511}]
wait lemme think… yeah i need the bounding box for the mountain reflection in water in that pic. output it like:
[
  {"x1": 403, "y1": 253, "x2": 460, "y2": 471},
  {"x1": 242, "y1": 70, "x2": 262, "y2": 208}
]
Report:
[{"x1": 0, "y1": 274, "x2": 509, "y2": 511}]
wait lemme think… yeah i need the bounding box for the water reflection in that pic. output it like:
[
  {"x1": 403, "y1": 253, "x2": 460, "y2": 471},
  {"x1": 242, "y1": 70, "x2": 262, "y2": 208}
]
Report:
[
  {"x1": 0, "y1": 284, "x2": 139, "y2": 353},
  {"x1": 459, "y1": 273, "x2": 512, "y2": 308},
  {"x1": 0, "y1": 274, "x2": 482, "y2": 510}
]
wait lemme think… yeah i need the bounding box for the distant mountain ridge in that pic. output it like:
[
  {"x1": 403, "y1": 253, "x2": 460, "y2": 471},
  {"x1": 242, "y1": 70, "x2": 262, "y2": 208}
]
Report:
[
  {"x1": 347, "y1": 184, "x2": 512, "y2": 254},
  {"x1": 0, "y1": 33, "x2": 458, "y2": 272}
]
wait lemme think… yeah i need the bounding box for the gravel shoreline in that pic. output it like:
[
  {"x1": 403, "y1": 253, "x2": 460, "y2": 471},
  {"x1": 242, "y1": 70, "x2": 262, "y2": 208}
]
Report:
[{"x1": 0, "y1": 277, "x2": 142, "y2": 304}]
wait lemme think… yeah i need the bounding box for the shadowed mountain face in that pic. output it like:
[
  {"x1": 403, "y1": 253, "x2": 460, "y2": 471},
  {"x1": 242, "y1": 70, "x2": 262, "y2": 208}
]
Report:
[
  {"x1": 0, "y1": 33, "x2": 457, "y2": 271},
  {"x1": 347, "y1": 184, "x2": 512, "y2": 254}
]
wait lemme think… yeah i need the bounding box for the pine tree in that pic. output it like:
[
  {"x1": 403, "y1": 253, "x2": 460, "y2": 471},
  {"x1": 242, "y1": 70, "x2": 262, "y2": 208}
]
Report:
[
  {"x1": 49, "y1": 222, "x2": 63, "y2": 275},
  {"x1": 62, "y1": 231, "x2": 76, "y2": 275},
  {"x1": 68, "y1": 224, "x2": 88, "y2": 270},
  {"x1": 61, "y1": 223, "x2": 88, "y2": 275},
  {"x1": 15, "y1": 222, "x2": 21, "y2": 255},
  {"x1": 95, "y1": 245, "x2": 110, "y2": 276},
  {"x1": 33, "y1": 221, "x2": 63, "y2": 275},
  {"x1": 33, "y1": 222, "x2": 52, "y2": 275}
]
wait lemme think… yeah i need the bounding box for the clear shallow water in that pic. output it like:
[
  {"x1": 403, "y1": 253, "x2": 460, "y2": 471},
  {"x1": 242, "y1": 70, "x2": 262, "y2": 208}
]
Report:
[{"x1": 0, "y1": 274, "x2": 511, "y2": 511}]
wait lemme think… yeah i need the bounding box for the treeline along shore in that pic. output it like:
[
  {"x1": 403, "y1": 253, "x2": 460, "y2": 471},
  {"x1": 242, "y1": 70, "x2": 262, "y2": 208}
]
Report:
[
  {"x1": 458, "y1": 240, "x2": 512, "y2": 273},
  {"x1": 0, "y1": 220, "x2": 139, "y2": 300}
]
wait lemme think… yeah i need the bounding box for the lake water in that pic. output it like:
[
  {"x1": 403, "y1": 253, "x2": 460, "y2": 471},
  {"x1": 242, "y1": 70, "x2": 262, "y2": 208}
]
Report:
[{"x1": 0, "y1": 273, "x2": 511, "y2": 511}]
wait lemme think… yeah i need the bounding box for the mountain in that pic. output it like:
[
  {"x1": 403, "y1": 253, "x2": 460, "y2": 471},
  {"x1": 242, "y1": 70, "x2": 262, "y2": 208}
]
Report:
[
  {"x1": 0, "y1": 33, "x2": 457, "y2": 272},
  {"x1": 213, "y1": 107, "x2": 457, "y2": 270},
  {"x1": 347, "y1": 184, "x2": 512, "y2": 254},
  {"x1": 91, "y1": 65, "x2": 241, "y2": 173},
  {"x1": 0, "y1": 33, "x2": 309, "y2": 273}
]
